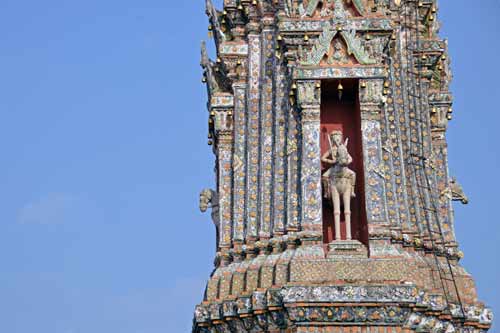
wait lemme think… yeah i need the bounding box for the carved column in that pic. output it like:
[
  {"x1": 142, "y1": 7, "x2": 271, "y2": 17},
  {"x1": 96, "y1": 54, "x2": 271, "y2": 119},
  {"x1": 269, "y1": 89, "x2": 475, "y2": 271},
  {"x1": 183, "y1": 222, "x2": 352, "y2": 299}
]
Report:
[
  {"x1": 245, "y1": 20, "x2": 261, "y2": 242},
  {"x1": 297, "y1": 80, "x2": 322, "y2": 234},
  {"x1": 359, "y1": 79, "x2": 391, "y2": 247},
  {"x1": 286, "y1": 91, "x2": 301, "y2": 233},
  {"x1": 432, "y1": 135, "x2": 456, "y2": 245},
  {"x1": 232, "y1": 83, "x2": 247, "y2": 244},
  {"x1": 272, "y1": 59, "x2": 288, "y2": 235},
  {"x1": 430, "y1": 93, "x2": 457, "y2": 248},
  {"x1": 258, "y1": 16, "x2": 276, "y2": 239},
  {"x1": 214, "y1": 105, "x2": 234, "y2": 250}
]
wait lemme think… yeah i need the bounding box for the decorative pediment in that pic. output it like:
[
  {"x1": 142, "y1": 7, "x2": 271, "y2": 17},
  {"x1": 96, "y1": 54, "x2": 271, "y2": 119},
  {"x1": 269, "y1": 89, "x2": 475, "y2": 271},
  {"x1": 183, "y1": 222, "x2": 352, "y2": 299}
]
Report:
[
  {"x1": 341, "y1": 30, "x2": 377, "y2": 65},
  {"x1": 320, "y1": 36, "x2": 355, "y2": 66},
  {"x1": 299, "y1": 24, "x2": 377, "y2": 66},
  {"x1": 300, "y1": 24, "x2": 338, "y2": 65},
  {"x1": 299, "y1": 0, "x2": 365, "y2": 18}
]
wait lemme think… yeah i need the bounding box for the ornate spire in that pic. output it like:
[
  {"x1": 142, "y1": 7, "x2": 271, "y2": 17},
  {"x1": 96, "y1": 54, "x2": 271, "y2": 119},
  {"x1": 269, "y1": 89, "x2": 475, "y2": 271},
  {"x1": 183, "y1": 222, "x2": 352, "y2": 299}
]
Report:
[{"x1": 192, "y1": 1, "x2": 493, "y2": 331}]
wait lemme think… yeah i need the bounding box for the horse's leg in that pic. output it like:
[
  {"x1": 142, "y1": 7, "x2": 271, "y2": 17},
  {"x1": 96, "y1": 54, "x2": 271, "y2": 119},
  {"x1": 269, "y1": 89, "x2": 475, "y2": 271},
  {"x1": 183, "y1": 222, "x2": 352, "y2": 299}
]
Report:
[
  {"x1": 343, "y1": 188, "x2": 352, "y2": 240},
  {"x1": 351, "y1": 171, "x2": 356, "y2": 198},
  {"x1": 332, "y1": 186, "x2": 341, "y2": 241}
]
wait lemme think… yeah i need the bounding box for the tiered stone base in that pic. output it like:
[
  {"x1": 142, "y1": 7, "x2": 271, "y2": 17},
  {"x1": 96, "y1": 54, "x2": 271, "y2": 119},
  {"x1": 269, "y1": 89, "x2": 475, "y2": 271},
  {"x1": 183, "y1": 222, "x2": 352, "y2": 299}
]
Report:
[
  {"x1": 193, "y1": 239, "x2": 492, "y2": 332},
  {"x1": 194, "y1": 285, "x2": 492, "y2": 332}
]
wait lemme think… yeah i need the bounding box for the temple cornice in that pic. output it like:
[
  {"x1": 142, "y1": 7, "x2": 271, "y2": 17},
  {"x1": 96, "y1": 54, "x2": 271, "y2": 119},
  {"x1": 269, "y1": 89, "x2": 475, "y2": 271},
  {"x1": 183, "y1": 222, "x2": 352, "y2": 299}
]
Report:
[{"x1": 278, "y1": 17, "x2": 394, "y2": 33}]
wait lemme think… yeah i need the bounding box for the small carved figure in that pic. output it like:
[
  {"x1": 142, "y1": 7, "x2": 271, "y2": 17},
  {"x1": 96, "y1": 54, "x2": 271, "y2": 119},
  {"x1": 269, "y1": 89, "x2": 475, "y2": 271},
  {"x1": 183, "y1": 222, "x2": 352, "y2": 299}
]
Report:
[
  {"x1": 329, "y1": 39, "x2": 349, "y2": 65},
  {"x1": 450, "y1": 177, "x2": 469, "y2": 205},
  {"x1": 297, "y1": 81, "x2": 319, "y2": 105},
  {"x1": 333, "y1": 0, "x2": 347, "y2": 19},
  {"x1": 321, "y1": 130, "x2": 356, "y2": 241},
  {"x1": 199, "y1": 188, "x2": 220, "y2": 226},
  {"x1": 439, "y1": 177, "x2": 468, "y2": 205},
  {"x1": 364, "y1": 36, "x2": 388, "y2": 63}
]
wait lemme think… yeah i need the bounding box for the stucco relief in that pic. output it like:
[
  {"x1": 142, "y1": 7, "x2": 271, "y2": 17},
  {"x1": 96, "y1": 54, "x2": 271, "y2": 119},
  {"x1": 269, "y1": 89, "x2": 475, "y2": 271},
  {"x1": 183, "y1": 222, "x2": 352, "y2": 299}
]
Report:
[{"x1": 299, "y1": 24, "x2": 378, "y2": 66}]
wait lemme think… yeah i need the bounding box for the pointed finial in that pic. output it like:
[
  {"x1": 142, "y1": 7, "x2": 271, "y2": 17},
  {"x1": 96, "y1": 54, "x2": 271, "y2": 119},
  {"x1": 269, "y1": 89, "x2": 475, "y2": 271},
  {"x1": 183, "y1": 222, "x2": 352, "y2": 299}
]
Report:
[
  {"x1": 201, "y1": 41, "x2": 209, "y2": 68},
  {"x1": 205, "y1": 0, "x2": 213, "y2": 15}
]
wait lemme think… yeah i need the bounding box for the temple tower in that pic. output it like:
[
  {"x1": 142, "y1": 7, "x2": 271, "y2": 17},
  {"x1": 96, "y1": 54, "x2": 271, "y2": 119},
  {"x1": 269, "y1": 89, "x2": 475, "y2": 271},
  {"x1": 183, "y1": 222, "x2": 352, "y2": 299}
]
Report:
[{"x1": 193, "y1": 1, "x2": 493, "y2": 332}]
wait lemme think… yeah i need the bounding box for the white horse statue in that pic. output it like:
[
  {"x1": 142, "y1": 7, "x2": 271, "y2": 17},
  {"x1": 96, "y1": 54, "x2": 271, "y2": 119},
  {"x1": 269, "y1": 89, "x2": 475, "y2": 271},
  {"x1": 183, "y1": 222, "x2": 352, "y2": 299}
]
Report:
[{"x1": 321, "y1": 130, "x2": 356, "y2": 241}]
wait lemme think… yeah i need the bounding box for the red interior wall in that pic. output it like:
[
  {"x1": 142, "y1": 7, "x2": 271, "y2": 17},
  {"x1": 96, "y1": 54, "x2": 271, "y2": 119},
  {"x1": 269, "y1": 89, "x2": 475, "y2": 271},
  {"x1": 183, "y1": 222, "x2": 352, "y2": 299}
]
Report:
[{"x1": 320, "y1": 80, "x2": 368, "y2": 247}]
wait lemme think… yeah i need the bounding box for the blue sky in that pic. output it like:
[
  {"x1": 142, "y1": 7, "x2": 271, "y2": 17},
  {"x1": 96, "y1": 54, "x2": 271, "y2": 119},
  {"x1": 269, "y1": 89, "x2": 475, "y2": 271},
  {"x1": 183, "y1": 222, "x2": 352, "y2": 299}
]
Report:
[{"x1": 0, "y1": 1, "x2": 498, "y2": 332}]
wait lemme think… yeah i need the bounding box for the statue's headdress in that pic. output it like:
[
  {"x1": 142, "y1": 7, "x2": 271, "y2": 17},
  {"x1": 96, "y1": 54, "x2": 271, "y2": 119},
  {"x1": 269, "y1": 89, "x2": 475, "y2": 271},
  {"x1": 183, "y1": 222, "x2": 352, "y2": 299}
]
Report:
[{"x1": 329, "y1": 130, "x2": 343, "y2": 138}]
